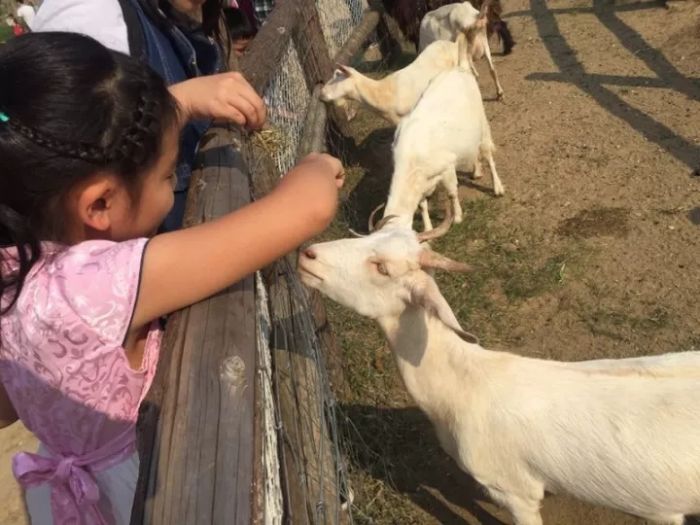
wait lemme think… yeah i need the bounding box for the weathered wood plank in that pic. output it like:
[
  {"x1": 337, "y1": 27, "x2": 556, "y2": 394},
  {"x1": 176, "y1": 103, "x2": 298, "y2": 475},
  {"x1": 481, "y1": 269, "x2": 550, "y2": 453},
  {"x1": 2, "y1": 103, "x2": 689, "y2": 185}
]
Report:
[
  {"x1": 293, "y1": 0, "x2": 335, "y2": 90},
  {"x1": 332, "y1": 8, "x2": 382, "y2": 66},
  {"x1": 240, "y1": 0, "x2": 301, "y2": 93},
  {"x1": 131, "y1": 128, "x2": 256, "y2": 525}
]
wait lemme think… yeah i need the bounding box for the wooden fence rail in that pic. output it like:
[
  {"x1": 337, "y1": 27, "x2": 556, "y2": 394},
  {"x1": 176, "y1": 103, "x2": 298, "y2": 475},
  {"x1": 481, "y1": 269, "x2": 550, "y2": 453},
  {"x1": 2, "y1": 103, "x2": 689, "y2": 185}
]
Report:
[{"x1": 131, "y1": 1, "x2": 388, "y2": 523}]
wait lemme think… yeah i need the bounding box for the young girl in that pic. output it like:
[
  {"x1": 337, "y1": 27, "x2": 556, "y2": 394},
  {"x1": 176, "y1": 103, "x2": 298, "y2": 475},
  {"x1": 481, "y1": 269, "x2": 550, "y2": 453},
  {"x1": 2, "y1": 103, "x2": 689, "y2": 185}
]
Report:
[{"x1": 0, "y1": 32, "x2": 343, "y2": 525}]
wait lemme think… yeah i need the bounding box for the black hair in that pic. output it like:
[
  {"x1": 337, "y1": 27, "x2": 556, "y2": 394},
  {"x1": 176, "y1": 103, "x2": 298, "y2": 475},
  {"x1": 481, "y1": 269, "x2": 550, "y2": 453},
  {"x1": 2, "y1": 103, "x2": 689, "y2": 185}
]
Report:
[
  {"x1": 223, "y1": 7, "x2": 256, "y2": 40},
  {"x1": 0, "y1": 32, "x2": 178, "y2": 314}
]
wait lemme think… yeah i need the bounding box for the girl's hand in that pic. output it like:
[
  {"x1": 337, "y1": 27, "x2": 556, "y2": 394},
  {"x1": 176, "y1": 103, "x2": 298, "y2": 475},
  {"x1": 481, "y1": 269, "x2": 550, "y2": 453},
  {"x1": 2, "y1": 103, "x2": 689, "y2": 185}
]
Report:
[{"x1": 169, "y1": 72, "x2": 267, "y2": 130}]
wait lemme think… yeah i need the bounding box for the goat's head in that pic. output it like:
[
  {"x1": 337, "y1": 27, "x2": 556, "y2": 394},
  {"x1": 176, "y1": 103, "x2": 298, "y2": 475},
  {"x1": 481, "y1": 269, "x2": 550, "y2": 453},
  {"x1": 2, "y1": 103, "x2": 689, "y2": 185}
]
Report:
[
  {"x1": 298, "y1": 222, "x2": 472, "y2": 336},
  {"x1": 320, "y1": 64, "x2": 359, "y2": 103}
]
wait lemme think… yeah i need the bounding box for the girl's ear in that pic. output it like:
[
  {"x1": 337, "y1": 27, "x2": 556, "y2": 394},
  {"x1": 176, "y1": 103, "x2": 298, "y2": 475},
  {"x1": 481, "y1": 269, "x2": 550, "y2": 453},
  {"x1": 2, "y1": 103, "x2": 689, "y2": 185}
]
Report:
[{"x1": 73, "y1": 175, "x2": 119, "y2": 234}]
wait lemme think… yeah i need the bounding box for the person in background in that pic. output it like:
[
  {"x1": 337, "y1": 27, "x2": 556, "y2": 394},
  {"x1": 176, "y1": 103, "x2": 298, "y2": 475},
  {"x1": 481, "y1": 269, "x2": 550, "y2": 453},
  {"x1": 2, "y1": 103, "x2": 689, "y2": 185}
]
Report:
[
  {"x1": 15, "y1": 0, "x2": 35, "y2": 30},
  {"x1": 32, "y1": 0, "x2": 258, "y2": 233},
  {"x1": 0, "y1": 32, "x2": 343, "y2": 525},
  {"x1": 223, "y1": 4, "x2": 256, "y2": 56}
]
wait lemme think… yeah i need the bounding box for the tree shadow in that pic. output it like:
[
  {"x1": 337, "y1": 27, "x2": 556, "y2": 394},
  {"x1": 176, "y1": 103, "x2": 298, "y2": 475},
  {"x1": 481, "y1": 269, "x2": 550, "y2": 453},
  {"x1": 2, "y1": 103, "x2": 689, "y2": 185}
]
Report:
[
  {"x1": 527, "y1": 0, "x2": 700, "y2": 170},
  {"x1": 340, "y1": 404, "x2": 509, "y2": 525}
]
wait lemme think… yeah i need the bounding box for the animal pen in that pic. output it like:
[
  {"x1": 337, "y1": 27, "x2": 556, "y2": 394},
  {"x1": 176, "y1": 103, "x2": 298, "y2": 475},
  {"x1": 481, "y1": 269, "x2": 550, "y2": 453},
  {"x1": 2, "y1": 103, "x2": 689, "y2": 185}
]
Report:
[{"x1": 128, "y1": 1, "x2": 399, "y2": 524}]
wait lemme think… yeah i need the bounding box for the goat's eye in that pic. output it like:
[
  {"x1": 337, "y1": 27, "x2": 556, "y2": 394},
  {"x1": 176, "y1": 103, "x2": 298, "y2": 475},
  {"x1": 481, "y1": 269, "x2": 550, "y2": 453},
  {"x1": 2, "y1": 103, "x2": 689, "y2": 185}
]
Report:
[{"x1": 375, "y1": 262, "x2": 389, "y2": 276}]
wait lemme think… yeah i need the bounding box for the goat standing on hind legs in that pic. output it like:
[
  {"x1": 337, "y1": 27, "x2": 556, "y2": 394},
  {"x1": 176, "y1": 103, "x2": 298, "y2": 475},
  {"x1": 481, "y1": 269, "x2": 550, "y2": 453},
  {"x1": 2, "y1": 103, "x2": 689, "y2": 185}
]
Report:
[
  {"x1": 381, "y1": 0, "x2": 515, "y2": 54},
  {"x1": 419, "y1": 0, "x2": 505, "y2": 99}
]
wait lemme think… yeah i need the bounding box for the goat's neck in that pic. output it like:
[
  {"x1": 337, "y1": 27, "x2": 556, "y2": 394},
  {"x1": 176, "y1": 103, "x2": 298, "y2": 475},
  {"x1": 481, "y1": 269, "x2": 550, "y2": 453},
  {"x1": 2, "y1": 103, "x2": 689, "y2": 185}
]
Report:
[
  {"x1": 384, "y1": 165, "x2": 425, "y2": 223},
  {"x1": 349, "y1": 74, "x2": 398, "y2": 119},
  {"x1": 376, "y1": 306, "x2": 482, "y2": 420}
]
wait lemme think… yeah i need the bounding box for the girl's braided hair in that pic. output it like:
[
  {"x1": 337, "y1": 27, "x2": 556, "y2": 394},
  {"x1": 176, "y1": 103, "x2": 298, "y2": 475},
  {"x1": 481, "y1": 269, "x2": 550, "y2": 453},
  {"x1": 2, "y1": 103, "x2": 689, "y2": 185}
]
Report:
[{"x1": 0, "y1": 32, "x2": 178, "y2": 314}]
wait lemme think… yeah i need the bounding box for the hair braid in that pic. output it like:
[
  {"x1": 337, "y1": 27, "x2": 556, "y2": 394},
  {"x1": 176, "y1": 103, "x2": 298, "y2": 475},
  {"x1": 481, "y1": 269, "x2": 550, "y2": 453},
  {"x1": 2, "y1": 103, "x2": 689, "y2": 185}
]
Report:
[{"x1": 5, "y1": 119, "x2": 108, "y2": 164}]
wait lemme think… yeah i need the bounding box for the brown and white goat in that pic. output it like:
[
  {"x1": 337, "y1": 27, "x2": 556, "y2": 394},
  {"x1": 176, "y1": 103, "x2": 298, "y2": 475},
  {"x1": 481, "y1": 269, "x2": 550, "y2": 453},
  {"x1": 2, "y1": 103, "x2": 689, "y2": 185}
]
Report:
[{"x1": 320, "y1": 39, "x2": 460, "y2": 125}]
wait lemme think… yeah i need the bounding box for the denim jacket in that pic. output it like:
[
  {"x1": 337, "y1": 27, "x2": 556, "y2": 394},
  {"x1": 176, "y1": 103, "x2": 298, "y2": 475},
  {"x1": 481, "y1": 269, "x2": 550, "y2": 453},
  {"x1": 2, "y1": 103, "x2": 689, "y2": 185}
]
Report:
[{"x1": 127, "y1": 0, "x2": 223, "y2": 193}]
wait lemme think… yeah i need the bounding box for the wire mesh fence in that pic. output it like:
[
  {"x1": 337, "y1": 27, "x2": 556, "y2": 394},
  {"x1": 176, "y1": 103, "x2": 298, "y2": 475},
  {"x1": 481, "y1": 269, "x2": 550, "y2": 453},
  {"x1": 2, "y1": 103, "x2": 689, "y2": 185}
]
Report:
[
  {"x1": 249, "y1": 1, "x2": 377, "y2": 523},
  {"x1": 262, "y1": 42, "x2": 310, "y2": 173},
  {"x1": 317, "y1": 0, "x2": 368, "y2": 57}
]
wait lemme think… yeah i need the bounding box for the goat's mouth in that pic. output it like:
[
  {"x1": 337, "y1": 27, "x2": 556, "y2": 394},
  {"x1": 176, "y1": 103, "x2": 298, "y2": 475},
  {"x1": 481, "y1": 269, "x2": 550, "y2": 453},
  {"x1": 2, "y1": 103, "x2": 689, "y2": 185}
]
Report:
[{"x1": 297, "y1": 262, "x2": 324, "y2": 286}]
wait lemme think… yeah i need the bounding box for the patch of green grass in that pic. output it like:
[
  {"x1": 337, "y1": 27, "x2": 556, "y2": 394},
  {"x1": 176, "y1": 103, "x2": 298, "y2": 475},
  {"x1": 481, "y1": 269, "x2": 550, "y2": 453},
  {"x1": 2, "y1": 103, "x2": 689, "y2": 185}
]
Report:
[
  {"x1": 430, "y1": 198, "x2": 590, "y2": 344},
  {"x1": 578, "y1": 305, "x2": 671, "y2": 342},
  {"x1": 0, "y1": 25, "x2": 13, "y2": 44}
]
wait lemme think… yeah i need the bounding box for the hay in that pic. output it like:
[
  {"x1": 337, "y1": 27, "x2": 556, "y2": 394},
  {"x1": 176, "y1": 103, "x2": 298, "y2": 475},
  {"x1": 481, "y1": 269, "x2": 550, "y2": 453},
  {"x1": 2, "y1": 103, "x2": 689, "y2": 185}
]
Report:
[{"x1": 252, "y1": 127, "x2": 288, "y2": 156}]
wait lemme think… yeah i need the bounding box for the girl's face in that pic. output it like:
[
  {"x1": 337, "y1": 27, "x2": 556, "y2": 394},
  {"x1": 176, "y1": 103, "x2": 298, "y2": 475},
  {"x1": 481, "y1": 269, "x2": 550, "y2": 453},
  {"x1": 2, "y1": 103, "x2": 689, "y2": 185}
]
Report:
[
  {"x1": 66, "y1": 125, "x2": 179, "y2": 243},
  {"x1": 112, "y1": 125, "x2": 179, "y2": 240}
]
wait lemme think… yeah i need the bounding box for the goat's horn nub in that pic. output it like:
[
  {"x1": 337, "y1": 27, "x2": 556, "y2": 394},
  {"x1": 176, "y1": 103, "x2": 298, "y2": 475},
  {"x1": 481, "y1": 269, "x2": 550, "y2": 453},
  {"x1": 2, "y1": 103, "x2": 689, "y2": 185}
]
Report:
[
  {"x1": 368, "y1": 203, "x2": 386, "y2": 232},
  {"x1": 374, "y1": 214, "x2": 399, "y2": 231},
  {"x1": 416, "y1": 201, "x2": 454, "y2": 242},
  {"x1": 348, "y1": 227, "x2": 367, "y2": 238}
]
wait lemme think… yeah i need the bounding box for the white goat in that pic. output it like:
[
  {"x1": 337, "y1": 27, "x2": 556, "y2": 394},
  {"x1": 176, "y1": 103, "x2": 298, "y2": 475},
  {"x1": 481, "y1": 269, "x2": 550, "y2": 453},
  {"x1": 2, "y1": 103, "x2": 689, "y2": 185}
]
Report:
[
  {"x1": 419, "y1": 0, "x2": 504, "y2": 99},
  {"x1": 320, "y1": 39, "x2": 460, "y2": 125},
  {"x1": 298, "y1": 224, "x2": 700, "y2": 525},
  {"x1": 383, "y1": 36, "x2": 503, "y2": 232}
]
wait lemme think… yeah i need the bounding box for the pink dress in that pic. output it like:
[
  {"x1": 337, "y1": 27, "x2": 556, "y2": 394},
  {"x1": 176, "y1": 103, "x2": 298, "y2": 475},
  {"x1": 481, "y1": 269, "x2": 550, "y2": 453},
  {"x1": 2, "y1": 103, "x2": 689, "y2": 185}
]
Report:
[{"x1": 0, "y1": 239, "x2": 162, "y2": 525}]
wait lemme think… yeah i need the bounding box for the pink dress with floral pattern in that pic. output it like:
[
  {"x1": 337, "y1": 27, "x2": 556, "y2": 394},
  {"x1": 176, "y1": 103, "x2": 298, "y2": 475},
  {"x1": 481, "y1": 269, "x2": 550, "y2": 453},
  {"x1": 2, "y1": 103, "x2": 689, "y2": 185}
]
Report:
[{"x1": 0, "y1": 239, "x2": 162, "y2": 525}]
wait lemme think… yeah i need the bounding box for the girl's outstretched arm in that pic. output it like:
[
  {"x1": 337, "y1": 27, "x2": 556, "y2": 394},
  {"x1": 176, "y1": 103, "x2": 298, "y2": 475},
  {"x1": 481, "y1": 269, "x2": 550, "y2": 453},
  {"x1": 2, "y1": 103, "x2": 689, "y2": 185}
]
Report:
[
  {"x1": 0, "y1": 381, "x2": 18, "y2": 429},
  {"x1": 129, "y1": 153, "x2": 344, "y2": 331}
]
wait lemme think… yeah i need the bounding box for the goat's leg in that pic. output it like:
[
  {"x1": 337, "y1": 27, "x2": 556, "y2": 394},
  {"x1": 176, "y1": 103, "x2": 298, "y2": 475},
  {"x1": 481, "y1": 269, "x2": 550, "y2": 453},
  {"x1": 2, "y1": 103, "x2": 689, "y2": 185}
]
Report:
[
  {"x1": 420, "y1": 199, "x2": 433, "y2": 231},
  {"x1": 482, "y1": 38, "x2": 504, "y2": 100},
  {"x1": 482, "y1": 146, "x2": 505, "y2": 196},
  {"x1": 488, "y1": 489, "x2": 543, "y2": 525},
  {"x1": 442, "y1": 168, "x2": 463, "y2": 224},
  {"x1": 472, "y1": 159, "x2": 484, "y2": 179}
]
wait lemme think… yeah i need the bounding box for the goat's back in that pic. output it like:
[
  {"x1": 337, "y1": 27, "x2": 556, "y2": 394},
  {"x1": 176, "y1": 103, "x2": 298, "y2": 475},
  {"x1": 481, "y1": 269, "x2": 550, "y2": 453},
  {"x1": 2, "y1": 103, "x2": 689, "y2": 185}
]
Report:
[
  {"x1": 464, "y1": 355, "x2": 700, "y2": 517},
  {"x1": 394, "y1": 68, "x2": 485, "y2": 166}
]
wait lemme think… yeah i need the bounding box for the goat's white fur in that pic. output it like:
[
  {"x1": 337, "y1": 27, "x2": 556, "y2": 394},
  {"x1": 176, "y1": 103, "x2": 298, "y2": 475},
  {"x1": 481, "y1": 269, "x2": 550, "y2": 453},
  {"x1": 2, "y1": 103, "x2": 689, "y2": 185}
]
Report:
[
  {"x1": 419, "y1": 1, "x2": 504, "y2": 99},
  {"x1": 320, "y1": 40, "x2": 460, "y2": 125},
  {"x1": 299, "y1": 227, "x2": 700, "y2": 525},
  {"x1": 385, "y1": 40, "x2": 503, "y2": 231}
]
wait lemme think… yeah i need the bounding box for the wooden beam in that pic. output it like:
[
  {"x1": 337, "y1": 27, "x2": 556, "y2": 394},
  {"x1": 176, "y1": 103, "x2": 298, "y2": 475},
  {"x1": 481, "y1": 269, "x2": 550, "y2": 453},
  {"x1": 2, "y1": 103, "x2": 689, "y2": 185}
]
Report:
[
  {"x1": 293, "y1": 0, "x2": 335, "y2": 89},
  {"x1": 332, "y1": 8, "x2": 382, "y2": 66},
  {"x1": 131, "y1": 128, "x2": 257, "y2": 525},
  {"x1": 240, "y1": 0, "x2": 301, "y2": 93}
]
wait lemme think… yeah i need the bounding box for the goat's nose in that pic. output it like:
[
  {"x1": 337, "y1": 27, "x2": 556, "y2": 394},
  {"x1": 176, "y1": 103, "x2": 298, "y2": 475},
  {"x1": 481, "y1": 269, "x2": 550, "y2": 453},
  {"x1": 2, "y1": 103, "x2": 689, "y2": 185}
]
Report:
[{"x1": 303, "y1": 248, "x2": 317, "y2": 260}]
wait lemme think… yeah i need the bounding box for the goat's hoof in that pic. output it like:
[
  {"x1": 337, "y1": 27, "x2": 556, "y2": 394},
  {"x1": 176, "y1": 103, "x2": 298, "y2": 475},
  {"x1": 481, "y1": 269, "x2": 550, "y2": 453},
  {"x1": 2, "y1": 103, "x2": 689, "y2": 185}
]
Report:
[
  {"x1": 497, "y1": 92, "x2": 505, "y2": 101},
  {"x1": 494, "y1": 187, "x2": 505, "y2": 197}
]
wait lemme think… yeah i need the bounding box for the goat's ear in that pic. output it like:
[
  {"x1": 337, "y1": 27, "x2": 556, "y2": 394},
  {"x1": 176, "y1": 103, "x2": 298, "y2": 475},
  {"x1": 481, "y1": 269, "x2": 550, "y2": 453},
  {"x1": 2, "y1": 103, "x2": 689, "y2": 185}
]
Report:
[
  {"x1": 410, "y1": 274, "x2": 479, "y2": 344},
  {"x1": 334, "y1": 63, "x2": 355, "y2": 76}
]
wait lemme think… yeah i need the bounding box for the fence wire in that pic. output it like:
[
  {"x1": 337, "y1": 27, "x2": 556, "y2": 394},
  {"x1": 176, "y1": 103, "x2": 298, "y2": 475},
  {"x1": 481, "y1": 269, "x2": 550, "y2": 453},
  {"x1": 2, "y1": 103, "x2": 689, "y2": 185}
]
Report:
[
  {"x1": 253, "y1": 1, "x2": 371, "y2": 523},
  {"x1": 317, "y1": 0, "x2": 368, "y2": 57},
  {"x1": 262, "y1": 42, "x2": 310, "y2": 174}
]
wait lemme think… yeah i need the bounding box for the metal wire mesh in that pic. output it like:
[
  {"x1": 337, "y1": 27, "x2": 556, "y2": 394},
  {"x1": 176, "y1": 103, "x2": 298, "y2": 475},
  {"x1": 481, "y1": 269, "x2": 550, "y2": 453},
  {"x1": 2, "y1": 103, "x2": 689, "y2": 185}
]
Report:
[
  {"x1": 317, "y1": 0, "x2": 368, "y2": 57},
  {"x1": 252, "y1": 2, "x2": 372, "y2": 523},
  {"x1": 262, "y1": 42, "x2": 310, "y2": 174}
]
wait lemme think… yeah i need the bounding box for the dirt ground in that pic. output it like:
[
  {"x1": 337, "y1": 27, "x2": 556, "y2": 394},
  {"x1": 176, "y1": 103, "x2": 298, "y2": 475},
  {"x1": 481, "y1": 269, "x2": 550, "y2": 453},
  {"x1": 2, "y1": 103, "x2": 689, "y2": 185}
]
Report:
[
  {"x1": 323, "y1": 0, "x2": 700, "y2": 524},
  {"x1": 1, "y1": 422, "x2": 32, "y2": 525},
  {"x1": 0, "y1": 1, "x2": 698, "y2": 525}
]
